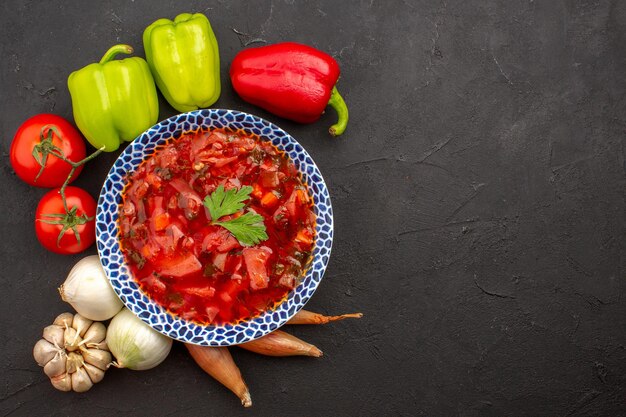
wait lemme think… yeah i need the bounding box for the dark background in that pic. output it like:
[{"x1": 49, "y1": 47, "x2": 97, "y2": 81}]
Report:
[{"x1": 1, "y1": 1, "x2": 624, "y2": 416}]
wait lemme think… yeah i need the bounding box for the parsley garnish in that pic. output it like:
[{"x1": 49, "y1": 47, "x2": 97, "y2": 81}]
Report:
[
  {"x1": 203, "y1": 185, "x2": 268, "y2": 246},
  {"x1": 204, "y1": 185, "x2": 254, "y2": 221},
  {"x1": 215, "y1": 212, "x2": 268, "y2": 246}
]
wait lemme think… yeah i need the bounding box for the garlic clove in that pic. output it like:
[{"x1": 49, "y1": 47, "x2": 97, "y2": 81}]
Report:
[
  {"x1": 50, "y1": 372, "x2": 72, "y2": 392},
  {"x1": 33, "y1": 339, "x2": 60, "y2": 366},
  {"x1": 64, "y1": 327, "x2": 82, "y2": 352},
  {"x1": 65, "y1": 352, "x2": 84, "y2": 374},
  {"x1": 36, "y1": 312, "x2": 112, "y2": 393},
  {"x1": 43, "y1": 352, "x2": 67, "y2": 378},
  {"x1": 83, "y1": 363, "x2": 105, "y2": 384},
  {"x1": 53, "y1": 312, "x2": 74, "y2": 328},
  {"x1": 43, "y1": 325, "x2": 65, "y2": 347},
  {"x1": 87, "y1": 340, "x2": 108, "y2": 351},
  {"x1": 82, "y1": 322, "x2": 106, "y2": 345},
  {"x1": 71, "y1": 367, "x2": 93, "y2": 393},
  {"x1": 81, "y1": 347, "x2": 112, "y2": 371},
  {"x1": 72, "y1": 314, "x2": 93, "y2": 338}
]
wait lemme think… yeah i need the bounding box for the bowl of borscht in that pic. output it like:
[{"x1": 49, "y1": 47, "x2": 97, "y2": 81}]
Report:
[{"x1": 96, "y1": 109, "x2": 333, "y2": 346}]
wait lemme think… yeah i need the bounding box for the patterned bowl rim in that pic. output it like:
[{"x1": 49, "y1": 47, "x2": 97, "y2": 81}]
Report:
[{"x1": 96, "y1": 109, "x2": 333, "y2": 346}]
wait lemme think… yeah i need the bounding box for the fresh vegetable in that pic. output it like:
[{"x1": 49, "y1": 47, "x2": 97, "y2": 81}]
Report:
[
  {"x1": 68, "y1": 44, "x2": 159, "y2": 152},
  {"x1": 238, "y1": 330, "x2": 322, "y2": 357},
  {"x1": 10, "y1": 114, "x2": 86, "y2": 188},
  {"x1": 30, "y1": 142, "x2": 103, "y2": 254},
  {"x1": 204, "y1": 185, "x2": 268, "y2": 246},
  {"x1": 106, "y1": 308, "x2": 172, "y2": 370},
  {"x1": 59, "y1": 255, "x2": 124, "y2": 321},
  {"x1": 33, "y1": 312, "x2": 111, "y2": 392},
  {"x1": 35, "y1": 187, "x2": 96, "y2": 254},
  {"x1": 118, "y1": 129, "x2": 315, "y2": 325},
  {"x1": 185, "y1": 344, "x2": 252, "y2": 407},
  {"x1": 287, "y1": 309, "x2": 363, "y2": 325},
  {"x1": 143, "y1": 13, "x2": 221, "y2": 112},
  {"x1": 230, "y1": 42, "x2": 349, "y2": 136},
  {"x1": 11, "y1": 114, "x2": 104, "y2": 255}
]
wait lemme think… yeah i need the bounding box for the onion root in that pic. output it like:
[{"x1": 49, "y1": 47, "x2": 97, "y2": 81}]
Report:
[{"x1": 287, "y1": 309, "x2": 363, "y2": 325}]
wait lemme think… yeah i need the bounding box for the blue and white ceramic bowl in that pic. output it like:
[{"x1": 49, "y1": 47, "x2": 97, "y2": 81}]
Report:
[{"x1": 96, "y1": 109, "x2": 333, "y2": 346}]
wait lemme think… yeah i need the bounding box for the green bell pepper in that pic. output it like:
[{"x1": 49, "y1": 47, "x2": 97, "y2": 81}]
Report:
[
  {"x1": 68, "y1": 44, "x2": 159, "y2": 152},
  {"x1": 143, "y1": 13, "x2": 221, "y2": 112}
]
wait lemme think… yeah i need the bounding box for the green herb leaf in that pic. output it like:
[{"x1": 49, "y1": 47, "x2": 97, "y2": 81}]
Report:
[
  {"x1": 204, "y1": 185, "x2": 268, "y2": 246},
  {"x1": 215, "y1": 212, "x2": 268, "y2": 247},
  {"x1": 203, "y1": 185, "x2": 253, "y2": 221}
]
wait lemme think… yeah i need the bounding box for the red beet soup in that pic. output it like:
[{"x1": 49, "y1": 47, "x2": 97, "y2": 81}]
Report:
[{"x1": 118, "y1": 129, "x2": 315, "y2": 325}]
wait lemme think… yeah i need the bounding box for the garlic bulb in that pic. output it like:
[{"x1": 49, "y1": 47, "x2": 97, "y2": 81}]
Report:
[
  {"x1": 59, "y1": 255, "x2": 123, "y2": 321},
  {"x1": 107, "y1": 308, "x2": 172, "y2": 370},
  {"x1": 33, "y1": 312, "x2": 112, "y2": 392}
]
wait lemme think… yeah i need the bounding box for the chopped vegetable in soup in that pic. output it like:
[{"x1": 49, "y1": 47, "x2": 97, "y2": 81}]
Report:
[{"x1": 118, "y1": 129, "x2": 315, "y2": 325}]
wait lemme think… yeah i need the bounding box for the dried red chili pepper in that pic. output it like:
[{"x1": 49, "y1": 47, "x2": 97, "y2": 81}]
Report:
[{"x1": 230, "y1": 42, "x2": 349, "y2": 136}]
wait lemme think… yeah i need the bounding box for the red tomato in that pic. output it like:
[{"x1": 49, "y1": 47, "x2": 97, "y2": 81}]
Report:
[
  {"x1": 35, "y1": 187, "x2": 96, "y2": 254},
  {"x1": 10, "y1": 114, "x2": 86, "y2": 188}
]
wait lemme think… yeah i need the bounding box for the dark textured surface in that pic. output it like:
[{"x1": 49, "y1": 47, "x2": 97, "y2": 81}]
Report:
[{"x1": 1, "y1": 1, "x2": 624, "y2": 416}]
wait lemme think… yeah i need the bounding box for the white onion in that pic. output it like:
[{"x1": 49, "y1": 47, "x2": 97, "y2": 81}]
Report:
[
  {"x1": 106, "y1": 308, "x2": 172, "y2": 371},
  {"x1": 59, "y1": 255, "x2": 123, "y2": 321}
]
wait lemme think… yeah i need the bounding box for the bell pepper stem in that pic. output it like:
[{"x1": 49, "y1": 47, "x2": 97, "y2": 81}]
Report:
[
  {"x1": 99, "y1": 44, "x2": 134, "y2": 64},
  {"x1": 327, "y1": 86, "x2": 348, "y2": 137}
]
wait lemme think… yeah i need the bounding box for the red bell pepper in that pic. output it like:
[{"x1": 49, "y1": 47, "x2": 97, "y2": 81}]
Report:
[{"x1": 230, "y1": 42, "x2": 349, "y2": 136}]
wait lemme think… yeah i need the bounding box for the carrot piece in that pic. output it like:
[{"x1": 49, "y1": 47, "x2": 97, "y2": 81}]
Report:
[
  {"x1": 294, "y1": 229, "x2": 313, "y2": 245},
  {"x1": 252, "y1": 183, "x2": 263, "y2": 199},
  {"x1": 287, "y1": 309, "x2": 363, "y2": 325},
  {"x1": 238, "y1": 330, "x2": 322, "y2": 357},
  {"x1": 260, "y1": 192, "x2": 279, "y2": 207},
  {"x1": 154, "y1": 212, "x2": 170, "y2": 231},
  {"x1": 295, "y1": 188, "x2": 308, "y2": 204},
  {"x1": 185, "y1": 344, "x2": 252, "y2": 407}
]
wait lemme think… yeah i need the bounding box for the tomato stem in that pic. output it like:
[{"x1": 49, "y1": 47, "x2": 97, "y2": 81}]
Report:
[
  {"x1": 39, "y1": 206, "x2": 92, "y2": 247},
  {"x1": 32, "y1": 125, "x2": 105, "y2": 245},
  {"x1": 56, "y1": 147, "x2": 105, "y2": 212},
  {"x1": 32, "y1": 125, "x2": 63, "y2": 182}
]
